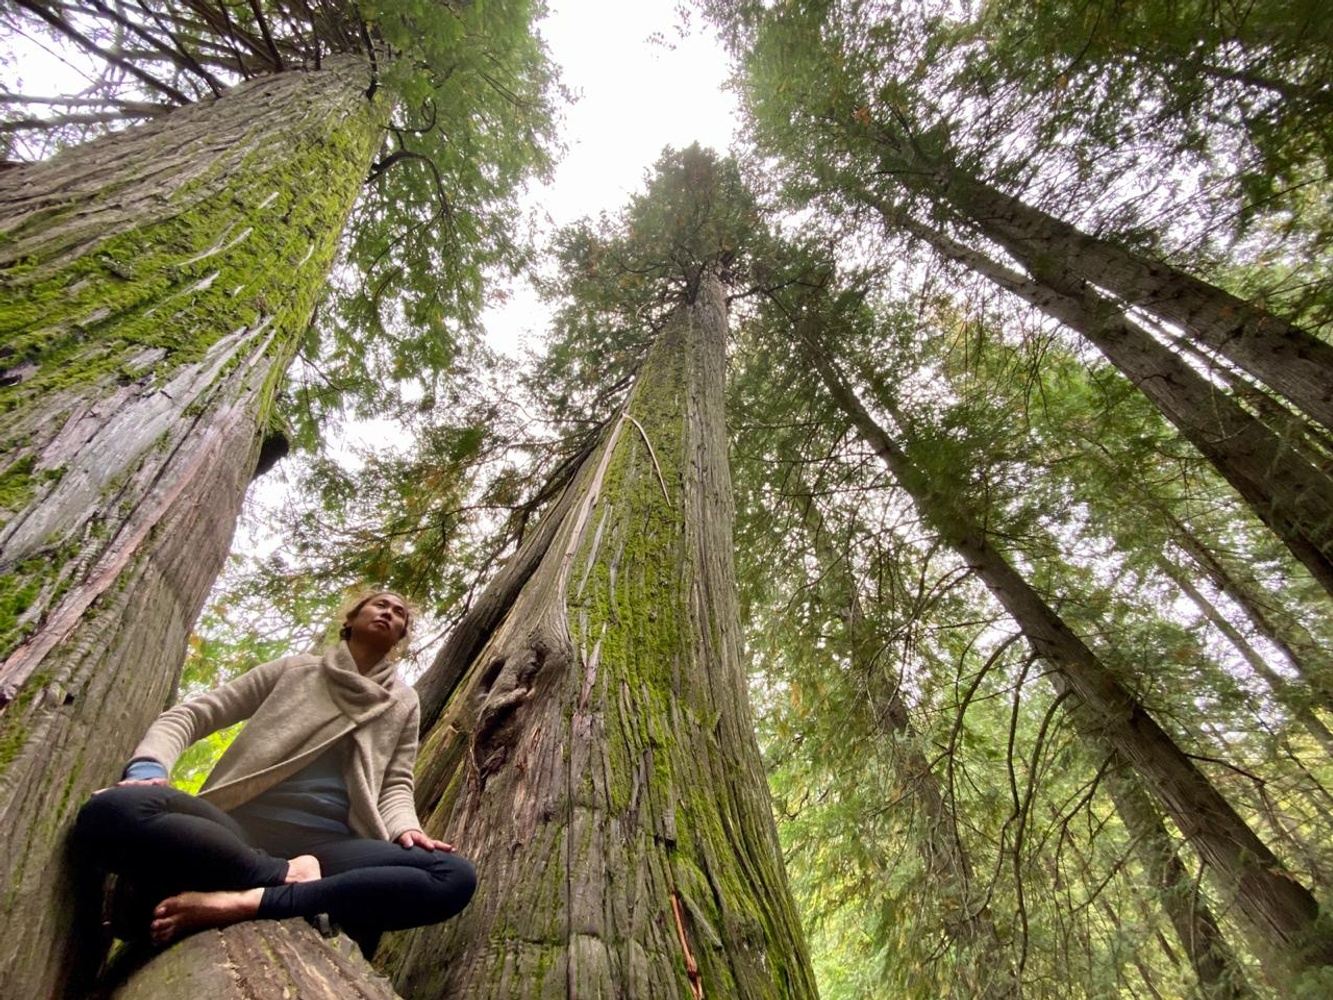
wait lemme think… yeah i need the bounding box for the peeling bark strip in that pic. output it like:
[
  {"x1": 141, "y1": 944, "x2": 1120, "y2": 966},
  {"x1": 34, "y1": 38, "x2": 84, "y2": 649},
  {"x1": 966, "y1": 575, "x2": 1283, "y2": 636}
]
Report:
[
  {"x1": 807, "y1": 342, "x2": 1333, "y2": 983},
  {"x1": 109, "y1": 919, "x2": 402, "y2": 999},
  {"x1": 0, "y1": 58, "x2": 381, "y2": 999},
  {"x1": 385, "y1": 273, "x2": 818, "y2": 998}
]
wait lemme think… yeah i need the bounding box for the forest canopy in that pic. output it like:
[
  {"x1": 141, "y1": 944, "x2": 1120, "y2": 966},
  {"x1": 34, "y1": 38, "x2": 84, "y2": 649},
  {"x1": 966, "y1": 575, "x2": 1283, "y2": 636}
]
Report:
[{"x1": 1, "y1": 1, "x2": 1331, "y2": 997}]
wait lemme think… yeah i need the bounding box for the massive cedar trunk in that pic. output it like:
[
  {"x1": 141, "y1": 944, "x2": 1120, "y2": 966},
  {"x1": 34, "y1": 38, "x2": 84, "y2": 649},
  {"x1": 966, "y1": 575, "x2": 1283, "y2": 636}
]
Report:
[
  {"x1": 383, "y1": 273, "x2": 817, "y2": 997},
  {"x1": 916, "y1": 168, "x2": 1333, "y2": 435},
  {"x1": 889, "y1": 212, "x2": 1333, "y2": 598},
  {"x1": 806, "y1": 340, "x2": 1333, "y2": 981},
  {"x1": 0, "y1": 58, "x2": 381, "y2": 997}
]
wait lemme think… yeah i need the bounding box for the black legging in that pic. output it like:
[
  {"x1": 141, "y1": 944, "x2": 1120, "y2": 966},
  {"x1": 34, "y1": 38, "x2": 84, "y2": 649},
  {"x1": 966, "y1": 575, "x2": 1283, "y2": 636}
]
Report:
[{"x1": 74, "y1": 785, "x2": 475, "y2": 950}]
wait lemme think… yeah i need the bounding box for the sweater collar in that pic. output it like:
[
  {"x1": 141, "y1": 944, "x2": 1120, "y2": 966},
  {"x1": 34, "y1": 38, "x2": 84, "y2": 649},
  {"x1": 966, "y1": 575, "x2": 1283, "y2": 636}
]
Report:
[{"x1": 321, "y1": 640, "x2": 397, "y2": 723}]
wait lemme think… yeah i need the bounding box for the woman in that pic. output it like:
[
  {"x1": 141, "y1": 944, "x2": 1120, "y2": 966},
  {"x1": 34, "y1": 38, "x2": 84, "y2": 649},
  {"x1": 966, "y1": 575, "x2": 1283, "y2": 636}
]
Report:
[{"x1": 74, "y1": 591, "x2": 474, "y2": 952}]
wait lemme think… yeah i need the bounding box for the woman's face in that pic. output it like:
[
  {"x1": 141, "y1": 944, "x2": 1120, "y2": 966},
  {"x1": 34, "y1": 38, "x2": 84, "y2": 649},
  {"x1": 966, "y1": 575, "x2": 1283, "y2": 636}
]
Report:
[{"x1": 345, "y1": 592, "x2": 410, "y2": 649}]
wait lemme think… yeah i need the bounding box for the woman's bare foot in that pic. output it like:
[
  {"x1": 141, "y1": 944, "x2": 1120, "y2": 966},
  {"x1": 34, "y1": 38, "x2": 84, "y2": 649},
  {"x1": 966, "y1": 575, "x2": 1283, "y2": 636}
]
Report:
[
  {"x1": 285, "y1": 854, "x2": 321, "y2": 884},
  {"x1": 149, "y1": 888, "x2": 263, "y2": 945}
]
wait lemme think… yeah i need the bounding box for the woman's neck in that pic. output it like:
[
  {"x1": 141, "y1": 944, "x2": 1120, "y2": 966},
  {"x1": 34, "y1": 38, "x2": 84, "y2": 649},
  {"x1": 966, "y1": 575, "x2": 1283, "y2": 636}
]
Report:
[{"x1": 345, "y1": 637, "x2": 388, "y2": 675}]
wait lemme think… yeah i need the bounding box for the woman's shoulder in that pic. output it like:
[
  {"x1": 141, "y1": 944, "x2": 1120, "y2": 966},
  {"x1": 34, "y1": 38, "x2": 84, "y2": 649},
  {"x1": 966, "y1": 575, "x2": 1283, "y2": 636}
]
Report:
[{"x1": 248, "y1": 651, "x2": 323, "y2": 681}]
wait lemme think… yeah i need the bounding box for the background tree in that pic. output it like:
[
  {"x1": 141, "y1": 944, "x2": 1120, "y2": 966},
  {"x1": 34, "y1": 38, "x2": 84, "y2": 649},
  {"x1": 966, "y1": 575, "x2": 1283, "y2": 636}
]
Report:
[{"x1": 0, "y1": 4, "x2": 558, "y2": 994}]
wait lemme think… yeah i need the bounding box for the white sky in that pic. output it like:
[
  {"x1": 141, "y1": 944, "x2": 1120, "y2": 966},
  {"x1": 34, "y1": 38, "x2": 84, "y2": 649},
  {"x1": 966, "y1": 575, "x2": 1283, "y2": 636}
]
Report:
[{"x1": 480, "y1": 1, "x2": 739, "y2": 356}]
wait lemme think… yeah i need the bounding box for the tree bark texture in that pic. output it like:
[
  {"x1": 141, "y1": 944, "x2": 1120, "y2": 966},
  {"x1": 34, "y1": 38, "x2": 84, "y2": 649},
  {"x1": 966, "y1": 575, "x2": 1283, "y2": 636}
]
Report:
[
  {"x1": 0, "y1": 57, "x2": 381, "y2": 999},
  {"x1": 806, "y1": 341, "x2": 1333, "y2": 981},
  {"x1": 109, "y1": 919, "x2": 402, "y2": 1000},
  {"x1": 925, "y1": 168, "x2": 1333, "y2": 435},
  {"x1": 382, "y1": 273, "x2": 817, "y2": 999},
  {"x1": 891, "y1": 213, "x2": 1333, "y2": 599},
  {"x1": 415, "y1": 481, "x2": 579, "y2": 733}
]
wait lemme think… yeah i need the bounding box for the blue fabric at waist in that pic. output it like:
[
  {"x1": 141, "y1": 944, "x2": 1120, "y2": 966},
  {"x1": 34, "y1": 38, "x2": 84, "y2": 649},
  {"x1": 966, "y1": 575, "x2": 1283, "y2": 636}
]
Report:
[{"x1": 229, "y1": 744, "x2": 352, "y2": 835}]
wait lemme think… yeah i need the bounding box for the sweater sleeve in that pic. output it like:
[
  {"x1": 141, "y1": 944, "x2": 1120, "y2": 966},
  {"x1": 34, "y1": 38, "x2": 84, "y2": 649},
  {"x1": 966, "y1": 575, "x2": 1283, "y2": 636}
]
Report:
[
  {"x1": 129, "y1": 657, "x2": 289, "y2": 775},
  {"x1": 378, "y1": 697, "x2": 423, "y2": 841}
]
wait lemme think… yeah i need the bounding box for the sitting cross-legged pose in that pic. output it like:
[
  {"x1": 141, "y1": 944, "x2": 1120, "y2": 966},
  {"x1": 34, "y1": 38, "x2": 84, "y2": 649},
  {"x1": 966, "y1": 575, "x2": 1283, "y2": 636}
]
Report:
[{"x1": 74, "y1": 590, "x2": 474, "y2": 953}]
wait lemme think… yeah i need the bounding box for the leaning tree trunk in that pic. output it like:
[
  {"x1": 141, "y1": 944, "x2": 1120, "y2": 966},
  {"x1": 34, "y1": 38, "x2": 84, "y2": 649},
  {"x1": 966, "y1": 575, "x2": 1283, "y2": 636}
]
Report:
[
  {"x1": 1168, "y1": 515, "x2": 1333, "y2": 709},
  {"x1": 805, "y1": 506, "x2": 1017, "y2": 998},
  {"x1": 888, "y1": 212, "x2": 1333, "y2": 599},
  {"x1": 381, "y1": 273, "x2": 817, "y2": 998},
  {"x1": 911, "y1": 168, "x2": 1333, "y2": 435},
  {"x1": 1104, "y1": 769, "x2": 1254, "y2": 1000},
  {"x1": 805, "y1": 337, "x2": 1333, "y2": 982},
  {"x1": 0, "y1": 57, "x2": 381, "y2": 998},
  {"x1": 1164, "y1": 563, "x2": 1333, "y2": 756}
]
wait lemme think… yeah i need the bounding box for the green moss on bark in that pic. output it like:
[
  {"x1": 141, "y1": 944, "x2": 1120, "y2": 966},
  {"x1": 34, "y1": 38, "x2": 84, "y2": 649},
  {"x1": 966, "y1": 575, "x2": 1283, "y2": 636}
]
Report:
[{"x1": 0, "y1": 63, "x2": 383, "y2": 663}]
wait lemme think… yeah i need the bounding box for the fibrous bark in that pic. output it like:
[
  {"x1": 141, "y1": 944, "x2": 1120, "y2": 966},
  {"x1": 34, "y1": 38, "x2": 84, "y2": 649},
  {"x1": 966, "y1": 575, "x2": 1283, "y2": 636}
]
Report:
[
  {"x1": 386, "y1": 273, "x2": 817, "y2": 998},
  {"x1": 0, "y1": 57, "x2": 381, "y2": 997},
  {"x1": 109, "y1": 919, "x2": 401, "y2": 999},
  {"x1": 807, "y1": 338, "x2": 1333, "y2": 982}
]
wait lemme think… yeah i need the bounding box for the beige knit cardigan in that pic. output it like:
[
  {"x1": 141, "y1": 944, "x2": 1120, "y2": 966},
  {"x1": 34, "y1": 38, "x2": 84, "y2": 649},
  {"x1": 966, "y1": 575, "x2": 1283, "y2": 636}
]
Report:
[{"x1": 132, "y1": 642, "x2": 422, "y2": 841}]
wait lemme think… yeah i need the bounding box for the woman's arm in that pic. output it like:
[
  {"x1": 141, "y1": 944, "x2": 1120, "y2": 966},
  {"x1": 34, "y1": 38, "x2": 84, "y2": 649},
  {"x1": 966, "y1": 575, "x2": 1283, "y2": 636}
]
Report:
[
  {"x1": 126, "y1": 656, "x2": 290, "y2": 779},
  {"x1": 379, "y1": 699, "x2": 437, "y2": 844}
]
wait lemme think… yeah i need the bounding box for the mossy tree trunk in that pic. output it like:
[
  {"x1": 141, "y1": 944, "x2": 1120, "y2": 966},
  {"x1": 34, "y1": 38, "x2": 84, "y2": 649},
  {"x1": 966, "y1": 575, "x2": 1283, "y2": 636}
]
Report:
[
  {"x1": 806, "y1": 338, "x2": 1333, "y2": 983},
  {"x1": 0, "y1": 57, "x2": 382, "y2": 998},
  {"x1": 383, "y1": 272, "x2": 817, "y2": 998}
]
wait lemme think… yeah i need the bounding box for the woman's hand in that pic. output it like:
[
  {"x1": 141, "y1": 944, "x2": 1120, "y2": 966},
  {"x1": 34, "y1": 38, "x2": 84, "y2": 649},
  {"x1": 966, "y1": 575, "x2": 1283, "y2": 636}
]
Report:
[
  {"x1": 397, "y1": 829, "x2": 454, "y2": 852},
  {"x1": 92, "y1": 777, "x2": 169, "y2": 794}
]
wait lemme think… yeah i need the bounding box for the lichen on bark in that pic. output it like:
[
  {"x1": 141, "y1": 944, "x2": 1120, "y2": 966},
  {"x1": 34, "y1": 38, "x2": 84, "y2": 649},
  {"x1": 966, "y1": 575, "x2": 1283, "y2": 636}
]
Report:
[
  {"x1": 383, "y1": 273, "x2": 817, "y2": 998},
  {"x1": 0, "y1": 56, "x2": 383, "y2": 998}
]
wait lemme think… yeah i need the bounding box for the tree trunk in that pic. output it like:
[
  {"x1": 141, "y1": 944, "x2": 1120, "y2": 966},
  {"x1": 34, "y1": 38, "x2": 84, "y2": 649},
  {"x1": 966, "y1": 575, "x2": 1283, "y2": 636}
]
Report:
[
  {"x1": 383, "y1": 273, "x2": 817, "y2": 998},
  {"x1": 1104, "y1": 771, "x2": 1253, "y2": 1000},
  {"x1": 921, "y1": 168, "x2": 1333, "y2": 435},
  {"x1": 805, "y1": 505, "x2": 1017, "y2": 997},
  {"x1": 1165, "y1": 563, "x2": 1333, "y2": 756},
  {"x1": 0, "y1": 58, "x2": 381, "y2": 998},
  {"x1": 108, "y1": 920, "x2": 401, "y2": 999},
  {"x1": 1168, "y1": 516, "x2": 1333, "y2": 710},
  {"x1": 889, "y1": 212, "x2": 1333, "y2": 599},
  {"x1": 806, "y1": 338, "x2": 1333, "y2": 980}
]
